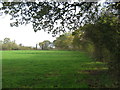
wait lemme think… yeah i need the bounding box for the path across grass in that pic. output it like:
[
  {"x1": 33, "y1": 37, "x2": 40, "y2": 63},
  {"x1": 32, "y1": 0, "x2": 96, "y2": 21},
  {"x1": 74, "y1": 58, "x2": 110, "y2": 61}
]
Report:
[{"x1": 2, "y1": 50, "x2": 113, "y2": 88}]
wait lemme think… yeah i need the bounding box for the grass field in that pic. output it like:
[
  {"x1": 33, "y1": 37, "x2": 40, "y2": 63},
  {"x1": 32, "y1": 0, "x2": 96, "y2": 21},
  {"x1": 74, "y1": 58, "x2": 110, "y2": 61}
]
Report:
[{"x1": 2, "y1": 50, "x2": 114, "y2": 88}]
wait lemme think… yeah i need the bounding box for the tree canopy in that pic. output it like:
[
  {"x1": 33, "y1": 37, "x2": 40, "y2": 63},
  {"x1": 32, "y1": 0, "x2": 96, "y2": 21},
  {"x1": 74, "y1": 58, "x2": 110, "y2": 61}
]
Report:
[
  {"x1": 0, "y1": 1, "x2": 102, "y2": 35},
  {"x1": 53, "y1": 32, "x2": 74, "y2": 50},
  {"x1": 0, "y1": 1, "x2": 119, "y2": 35},
  {"x1": 39, "y1": 40, "x2": 51, "y2": 50}
]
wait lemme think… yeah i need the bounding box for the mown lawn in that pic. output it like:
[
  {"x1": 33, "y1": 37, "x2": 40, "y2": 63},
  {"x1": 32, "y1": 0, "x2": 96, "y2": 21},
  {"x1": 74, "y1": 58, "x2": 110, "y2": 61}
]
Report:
[{"x1": 2, "y1": 50, "x2": 113, "y2": 88}]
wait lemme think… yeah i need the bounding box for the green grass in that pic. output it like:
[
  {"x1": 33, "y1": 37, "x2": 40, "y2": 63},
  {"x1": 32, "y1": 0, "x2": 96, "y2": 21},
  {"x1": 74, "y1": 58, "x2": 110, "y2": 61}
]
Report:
[{"x1": 2, "y1": 50, "x2": 113, "y2": 88}]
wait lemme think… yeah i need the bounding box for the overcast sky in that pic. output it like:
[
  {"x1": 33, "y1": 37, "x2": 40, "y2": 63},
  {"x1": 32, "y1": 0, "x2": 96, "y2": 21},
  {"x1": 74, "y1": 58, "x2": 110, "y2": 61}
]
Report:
[{"x1": 0, "y1": 15, "x2": 57, "y2": 47}]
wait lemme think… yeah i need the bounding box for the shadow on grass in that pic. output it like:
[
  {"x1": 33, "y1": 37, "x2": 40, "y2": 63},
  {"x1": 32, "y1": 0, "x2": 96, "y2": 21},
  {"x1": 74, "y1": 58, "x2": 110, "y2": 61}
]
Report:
[{"x1": 77, "y1": 69, "x2": 118, "y2": 88}]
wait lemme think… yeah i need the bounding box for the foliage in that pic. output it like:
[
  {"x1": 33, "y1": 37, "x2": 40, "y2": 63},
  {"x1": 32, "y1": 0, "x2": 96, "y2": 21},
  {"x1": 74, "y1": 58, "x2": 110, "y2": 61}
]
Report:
[
  {"x1": 0, "y1": 38, "x2": 34, "y2": 50},
  {"x1": 54, "y1": 13, "x2": 119, "y2": 86},
  {"x1": 39, "y1": 40, "x2": 52, "y2": 50},
  {"x1": 0, "y1": 1, "x2": 120, "y2": 87},
  {"x1": 0, "y1": 2, "x2": 100, "y2": 35},
  {"x1": 74, "y1": 14, "x2": 120, "y2": 85},
  {"x1": 53, "y1": 32, "x2": 74, "y2": 50}
]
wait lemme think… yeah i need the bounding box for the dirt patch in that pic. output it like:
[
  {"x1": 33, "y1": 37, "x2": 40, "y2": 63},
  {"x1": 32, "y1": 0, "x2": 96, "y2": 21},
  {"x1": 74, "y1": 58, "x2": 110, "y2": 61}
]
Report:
[
  {"x1": 45, "y1": 72, "x2": 60, "y2": 77},
  {"x1": 78, "y1": 70, "x2": 107, "y2": 75},
  {"x1": 77, "y1": 70, "x2": 108, "y2": 88}
]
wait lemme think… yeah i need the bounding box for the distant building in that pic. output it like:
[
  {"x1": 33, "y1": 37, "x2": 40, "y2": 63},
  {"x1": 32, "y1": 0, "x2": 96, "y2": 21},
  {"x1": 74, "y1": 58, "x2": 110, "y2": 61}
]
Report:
[{"x1": 48, "y1": 43, "x2": 55, "y2": 49}]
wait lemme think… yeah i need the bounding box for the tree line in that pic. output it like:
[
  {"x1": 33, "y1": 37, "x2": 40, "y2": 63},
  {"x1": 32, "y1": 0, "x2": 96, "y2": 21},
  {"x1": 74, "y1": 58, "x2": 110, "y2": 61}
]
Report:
[
  {"x1": 53, "y1": 13, "x2": 120, "y2": 87},
  {"x1": 0, "y1": 38, "x2": 55, "y2": 50},
  {"x1": 0, "y1": 38, "x2": 34, "y2": 50}
]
